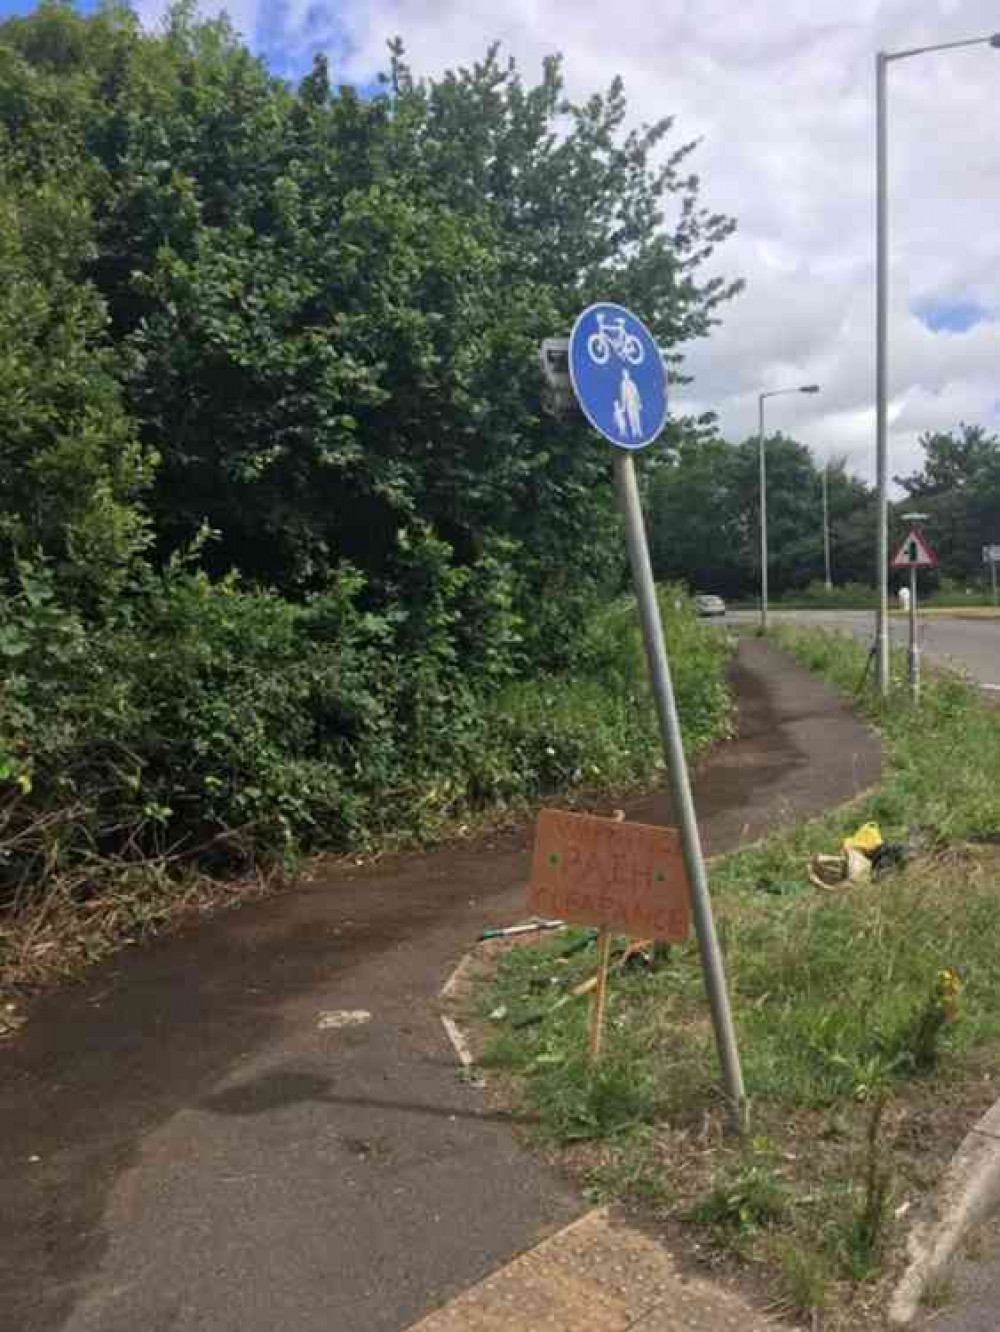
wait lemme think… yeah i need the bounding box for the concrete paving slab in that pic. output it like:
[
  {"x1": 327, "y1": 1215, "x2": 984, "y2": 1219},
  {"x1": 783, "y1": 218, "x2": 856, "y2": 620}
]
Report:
[{"x1": 406, "y1": 1208, "x2": 787, "y2": 1332}]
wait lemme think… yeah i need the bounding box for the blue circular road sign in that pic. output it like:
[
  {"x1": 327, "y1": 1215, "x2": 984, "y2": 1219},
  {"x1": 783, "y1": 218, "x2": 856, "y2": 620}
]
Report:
[{"x1": 568, "y1": 303, "x2": 668, "y2": 449}]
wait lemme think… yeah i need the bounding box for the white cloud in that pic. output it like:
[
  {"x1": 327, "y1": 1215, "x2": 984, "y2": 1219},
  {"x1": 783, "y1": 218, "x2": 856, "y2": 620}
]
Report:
[{"x1": 137, "y1": 0, "x2": 1000, "y2": 485}]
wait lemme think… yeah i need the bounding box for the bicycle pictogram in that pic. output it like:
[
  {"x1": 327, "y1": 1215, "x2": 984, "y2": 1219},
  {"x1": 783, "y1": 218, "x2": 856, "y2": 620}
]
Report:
[{"x1": 587, "y1": 313, "x2": 645, "y2": 366}]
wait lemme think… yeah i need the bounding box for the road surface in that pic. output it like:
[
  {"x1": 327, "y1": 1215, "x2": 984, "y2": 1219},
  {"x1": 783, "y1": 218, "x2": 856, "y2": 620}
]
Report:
[
  {"x1": 730, "y1": 609, "x2": 1000, "y2": 691},
  {"x1": 1, "y1": 639, "x2": 881, "y2": 1332}
]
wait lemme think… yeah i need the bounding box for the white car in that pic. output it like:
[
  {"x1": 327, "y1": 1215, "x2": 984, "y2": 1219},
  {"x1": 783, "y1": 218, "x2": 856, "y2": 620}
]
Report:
[{"x1": 695, "y1": 593, "x2": 726, "y2": 618}]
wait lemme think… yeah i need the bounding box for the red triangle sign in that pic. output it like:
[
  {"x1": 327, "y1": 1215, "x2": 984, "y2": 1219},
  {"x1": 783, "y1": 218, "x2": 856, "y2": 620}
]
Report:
[{"x1": 891, "y1": 525, "x2": 938, "y2": 569}]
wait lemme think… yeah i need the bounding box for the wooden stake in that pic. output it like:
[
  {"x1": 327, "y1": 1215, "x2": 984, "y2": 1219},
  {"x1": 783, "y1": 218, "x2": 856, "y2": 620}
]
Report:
[{"x1": 587, "y1": 928, "x2": 612, "y2": 1063}]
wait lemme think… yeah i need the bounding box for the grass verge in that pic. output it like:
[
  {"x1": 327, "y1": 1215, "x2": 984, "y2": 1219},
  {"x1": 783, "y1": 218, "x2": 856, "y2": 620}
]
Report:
[
  {"x1": 914, "y1": 606, "x2": 1000, "y2": 619},
  {"x1": 472, "y1": 628, "x2": 1000, "y2": 1329}
]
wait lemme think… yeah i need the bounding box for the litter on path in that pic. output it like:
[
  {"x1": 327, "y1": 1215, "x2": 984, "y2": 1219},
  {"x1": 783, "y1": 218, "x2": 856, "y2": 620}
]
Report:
[
  {"x1": 478, "y1": 918, "x2": 564, "y2": 941},
  {"x1": 317, "y1": 1009, "x2": 372, "y2": 1030}
]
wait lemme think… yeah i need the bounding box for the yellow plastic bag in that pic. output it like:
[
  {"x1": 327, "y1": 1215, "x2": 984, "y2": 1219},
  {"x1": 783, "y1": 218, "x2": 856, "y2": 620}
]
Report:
[{"x1": 842, "y1": 822, "x2": 882, "y2": 857}]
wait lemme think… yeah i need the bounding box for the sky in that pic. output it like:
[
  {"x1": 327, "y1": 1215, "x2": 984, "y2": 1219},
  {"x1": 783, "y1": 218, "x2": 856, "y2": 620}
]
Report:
[{"x1": 3, "y1": 0, "x2": 999, "y2": 484}]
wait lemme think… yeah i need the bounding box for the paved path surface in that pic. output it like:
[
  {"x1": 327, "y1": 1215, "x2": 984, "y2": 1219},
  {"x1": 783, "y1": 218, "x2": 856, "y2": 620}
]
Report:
[
  {"x1": 0, "y1": 638, "x2": 880, "y2": 1332},
  {"x1": 730, "y1": 609, "x2": 1000, "y2": 690}
]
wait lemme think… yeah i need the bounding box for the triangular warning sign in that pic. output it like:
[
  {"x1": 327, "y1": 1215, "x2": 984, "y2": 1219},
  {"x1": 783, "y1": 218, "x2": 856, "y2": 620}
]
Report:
[{"x1": 891, "y1": 525, "x2": 938, "y2": 569}]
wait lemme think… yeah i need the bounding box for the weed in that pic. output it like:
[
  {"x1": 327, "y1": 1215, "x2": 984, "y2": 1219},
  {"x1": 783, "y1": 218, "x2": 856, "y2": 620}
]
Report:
[
  {"x1": 476, "y1": 1030, "x2": 537, "y2": 1074},
  {"x1": 692, "y1": 1160, "x2": 790, "y2": 1239},
  {"x1": 584, "y1": 1128, "x2": 674, "y2": 1208},
  {"x1": 847, "y1": 1094, "x2": 894, "y2": 1278},
  {"x1": 962, "y1": 1223, "x2": 990, "y2": 1262},
  {"x1": 773, "y1": 1239, "x2": 833, "y2": 1318},
  {"x1": 906, "y1": 969, "x2": 962, "y2": 1071},
  {"x1": 920, "y1": 1272, "x2": 955, "y2": 1310},
  {"x1": 527, "y1": 1049, "x2": 659, "y2": 1142}
]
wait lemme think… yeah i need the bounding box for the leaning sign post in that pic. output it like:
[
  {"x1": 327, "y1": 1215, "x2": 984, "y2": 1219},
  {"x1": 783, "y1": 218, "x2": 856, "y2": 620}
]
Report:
[
  {"x1": 554, "y1": 301, "x2": 746, "y2": 1128},
  {"x1": 891, "y1": 524, "x2": 938, "y2": 701}
]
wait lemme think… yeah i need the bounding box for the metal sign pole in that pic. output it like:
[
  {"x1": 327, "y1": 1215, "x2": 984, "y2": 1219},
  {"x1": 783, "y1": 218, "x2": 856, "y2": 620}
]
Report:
[
  {"x1": 896, "y1": 520, "x2": 936, "y2": 698},
  {"x1": 908, "y1": 564, "x2": 919, "y2": 701},
  {"x1": 992, "y1": 555, "x2": 998, "y2": 609},
  {"x1": 613, "y1": 451, "x2": 746, "y2": 1131},
  {"x1": 758, "y1": 396, "x2": 769, "y2": 633},
  {"x1": 822, "y1": 465, "x2": 833, "y2": 591},
  {"x1": 560, "y1": 302, "x2": 746, "y2": 1131}
]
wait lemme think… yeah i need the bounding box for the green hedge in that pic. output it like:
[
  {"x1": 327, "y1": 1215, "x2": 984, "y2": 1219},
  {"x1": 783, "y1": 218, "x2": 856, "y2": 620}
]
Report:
[{"x1": 0, "y1": 563, "x2": 733, "y2": 915}]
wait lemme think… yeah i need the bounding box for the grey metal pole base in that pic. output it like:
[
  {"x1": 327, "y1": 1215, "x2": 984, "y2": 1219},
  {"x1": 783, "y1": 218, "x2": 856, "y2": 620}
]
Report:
[
  {"x1": 909, "y1": 566, "x2": 920, "y2": 701},
  {"x1": 758, "y1": 396, "x2": 768, "y2": 634},
  {"x1": 613, "y1": 452, "x2": 747, "y2": 1133}
]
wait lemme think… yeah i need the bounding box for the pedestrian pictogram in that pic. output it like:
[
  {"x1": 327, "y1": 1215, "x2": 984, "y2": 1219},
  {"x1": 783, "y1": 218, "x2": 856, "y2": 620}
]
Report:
[{"x1": 891, "y1": 526, "x2": 938, "y2": 570}]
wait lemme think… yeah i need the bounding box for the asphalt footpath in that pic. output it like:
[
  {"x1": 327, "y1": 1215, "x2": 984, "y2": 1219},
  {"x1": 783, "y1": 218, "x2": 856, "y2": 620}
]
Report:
[{"x1": 0, "y1": 637, "x2": 880, "y2": 1332}]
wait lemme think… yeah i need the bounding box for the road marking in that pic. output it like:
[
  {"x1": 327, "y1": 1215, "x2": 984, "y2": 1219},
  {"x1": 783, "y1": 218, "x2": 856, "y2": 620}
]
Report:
[
  {"x1": 440, "y1": 952, "x2": 475, "y2": 1000},
  {"x1": 440, "y1": 1015, "x2": 475, "y2": 1070}
]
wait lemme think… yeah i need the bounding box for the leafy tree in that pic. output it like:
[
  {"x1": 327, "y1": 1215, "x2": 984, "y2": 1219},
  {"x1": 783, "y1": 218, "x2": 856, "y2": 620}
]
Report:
[
  {"x1": 732, "y1": 434, "x2": 827, "y2": 594},
  {"x1": 647, "y1": 433, "x2": 878, "y2": 598},
  {"x1": 896, "y1": 425, "x2": 1000, "y2": 583},
  {"x1": 648, "y1": 435, "x2": 744, "y2": 596},
  {"x1": 0, "y1": 3, "x2": 749, "y2": 915},
  {"x1": 0, "y1": 166, "x2": 153, "y2": 604},
  {"x1": 897, "y1": 424, "x2": 999, "y2": 498},
  {"x1": 0, "y1": 8, "x2": 743, "y2": 663},
  {"x1": 824, "y1": 458, "x2": 878, "y2": 588}
]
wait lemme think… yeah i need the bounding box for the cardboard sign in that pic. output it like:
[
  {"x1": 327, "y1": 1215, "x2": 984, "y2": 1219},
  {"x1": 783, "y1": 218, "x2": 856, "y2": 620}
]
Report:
[{"x1": 527, "y1": 810, "x2": 690, "y2": 940}]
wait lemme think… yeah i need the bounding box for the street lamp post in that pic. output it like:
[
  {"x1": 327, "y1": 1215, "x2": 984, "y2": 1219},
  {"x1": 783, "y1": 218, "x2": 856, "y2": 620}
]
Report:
[
  {"x1": 821, "y1": 464, "x2": 833, "y2": 591},
  {"x1": 874, "y1": 31, "x2": 1000, "y2": 698},
  {"x1": 759, "y1": 384, "x2": 820, "y2": 632}
]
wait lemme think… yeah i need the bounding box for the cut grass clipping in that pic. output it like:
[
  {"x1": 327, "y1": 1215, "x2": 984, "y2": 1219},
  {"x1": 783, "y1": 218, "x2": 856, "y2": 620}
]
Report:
[{"x1": 477, "y1": 629, "x2": 1000, "y2": 1327}]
